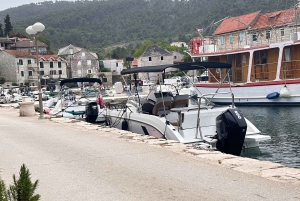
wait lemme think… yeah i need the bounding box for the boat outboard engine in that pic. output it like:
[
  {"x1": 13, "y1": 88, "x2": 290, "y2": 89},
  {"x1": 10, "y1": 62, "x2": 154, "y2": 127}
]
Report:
[
  {"x1": 216, "y1": 108, "x2": 247, "y2": 156},
  {"x1": 85, "y1": 102, "x2": 98, "y2": 123}
]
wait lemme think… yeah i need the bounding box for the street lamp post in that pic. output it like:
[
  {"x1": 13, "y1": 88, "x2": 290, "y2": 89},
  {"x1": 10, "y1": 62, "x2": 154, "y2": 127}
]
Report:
[{"x1": 26, "y1": 22, "x2": 45, "y2": 119}]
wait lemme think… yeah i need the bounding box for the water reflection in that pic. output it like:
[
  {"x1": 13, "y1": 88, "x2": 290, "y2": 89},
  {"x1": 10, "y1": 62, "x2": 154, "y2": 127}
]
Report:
[{"x1": 239, "y1": 106, "x2": 300, "y2": 168}]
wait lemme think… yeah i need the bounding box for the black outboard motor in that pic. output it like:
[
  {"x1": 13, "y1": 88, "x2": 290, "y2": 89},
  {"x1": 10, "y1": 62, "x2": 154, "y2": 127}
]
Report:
[
  {"x1": 216, "y1": 108, "x2": 247, "y2": 156},
  {"x1": 85, "y1": 102, "x2": 98, "y2": 123}
]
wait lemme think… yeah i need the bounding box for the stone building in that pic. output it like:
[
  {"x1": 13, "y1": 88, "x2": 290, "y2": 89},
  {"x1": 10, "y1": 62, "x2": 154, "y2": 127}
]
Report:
[
  {"x1": 11, "y1": 38, "x2": 48, "y2": 54},
  {"x1": 58, "y1": 44, "x2": 99, "y2": 79},
  {"x1": 0, "y1": 49, "x2": 66, "y2": 87},
  {"x1": 137, "y1": 45, "x2": 174, "y2": 81}
]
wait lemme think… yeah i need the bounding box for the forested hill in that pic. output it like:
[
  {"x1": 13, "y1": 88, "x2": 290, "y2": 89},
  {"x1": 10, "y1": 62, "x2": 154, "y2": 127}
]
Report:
[{"x1": 0, "y1": 0, "x2": 296, "y2": 53}]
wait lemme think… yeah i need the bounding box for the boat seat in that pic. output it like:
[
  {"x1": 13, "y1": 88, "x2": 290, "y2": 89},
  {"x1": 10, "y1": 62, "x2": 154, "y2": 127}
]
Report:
[
  {"x1": 172, "y1": 94, "x2": 189, "y2": 108},
  {"x1": 152, "y1": 97, "x2": 172, "y2": 116}
]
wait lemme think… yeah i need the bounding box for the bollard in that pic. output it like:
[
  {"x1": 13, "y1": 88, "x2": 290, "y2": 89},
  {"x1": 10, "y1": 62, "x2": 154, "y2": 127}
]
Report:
[{"x1": 19, "y1": 96, "x2": 35, "y2": 116}]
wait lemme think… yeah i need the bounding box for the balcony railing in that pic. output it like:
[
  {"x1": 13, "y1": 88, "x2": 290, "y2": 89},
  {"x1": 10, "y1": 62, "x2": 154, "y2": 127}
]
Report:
[
  {"x1": 27, "y1": 75, "x2": 38, "y2": 80},
  {"x1": 27, "y1": 64, "x2": 37, "y2": 68}
]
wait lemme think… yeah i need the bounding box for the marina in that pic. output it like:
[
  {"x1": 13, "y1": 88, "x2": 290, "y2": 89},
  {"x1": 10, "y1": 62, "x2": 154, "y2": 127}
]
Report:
[{"x1": 239, "y1": 106, "x2": 300, "y2": 168}]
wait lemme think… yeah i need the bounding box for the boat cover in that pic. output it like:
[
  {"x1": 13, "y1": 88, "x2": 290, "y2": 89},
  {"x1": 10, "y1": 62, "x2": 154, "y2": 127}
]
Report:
[
  {"x1": 121, "y1": 61, "x2": 231, "y2": 75},
  {"x1": 60, "y1": 77, "x2": 102, "y2": 86}
]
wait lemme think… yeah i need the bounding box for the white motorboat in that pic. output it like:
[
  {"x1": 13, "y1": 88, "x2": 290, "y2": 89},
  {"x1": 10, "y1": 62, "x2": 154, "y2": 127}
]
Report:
[
  {"x1": 86, "y1": 62, "x2": 271, "y2": 156},
  {"x1": 44, "y1": 77, "x2": 105, "y2": 121}
]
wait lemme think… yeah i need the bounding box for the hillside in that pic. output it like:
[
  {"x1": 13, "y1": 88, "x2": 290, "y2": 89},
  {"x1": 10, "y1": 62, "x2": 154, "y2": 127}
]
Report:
[{"x1": 0, "y1": 0, "x2": 296, "y2": 54}]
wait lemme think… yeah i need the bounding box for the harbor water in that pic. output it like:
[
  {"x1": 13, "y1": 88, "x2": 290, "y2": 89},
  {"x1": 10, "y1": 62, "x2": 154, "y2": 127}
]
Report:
[{"x1": 239, "y1": 106, "x2": 300, "y2": 169}]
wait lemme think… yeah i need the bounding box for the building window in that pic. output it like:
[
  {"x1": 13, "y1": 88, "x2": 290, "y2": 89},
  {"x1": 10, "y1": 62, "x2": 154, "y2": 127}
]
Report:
[
  {"x1": 87, "y1": 69, "x2": 92, "y2": 74},
  {"x1": 58, "y1": 61, "x2": 62, "y2": 68},
  {"x1": 28, "y1": 71, "x2": 33, "y2": 76},
  {"x1": 236, "y1": 54, "x2": 241, "y2": 67},
  {"x1": 239, "y1": 32, "x2": 243, "y2": 42},
  {"x1": 40, "y1": 62, "x2": 44, "y2": 68},
  {"x1": 284, "y1": 48, "x2": 291, "y2": 62},
  {"x1": 174, "y1": 56, "x2": 177, "y2": 59},
  {"x1": 50, "y1": 61, "x2": 54, "y2": 68},
  {"x1": 18, "y1": 59, "x2": 23, "y2": 65},
  {"x1": 27, "y1": 59, "x2": 31, "y2": 64},
  {"x1": 21, "y1": 71, "x2": 24, "y2": 76},
  {"x1": 161, "y1": 56, "x2": 164, "y2": 60},
  {"x1": 261, "y1": 51, "x2": 267, "y2": 64},
  {"x1": 58, "y1": 70, "x2": 62, "y2": 75},
  {"x1": 254, "y1": 50, "x2": 268, "y2": 65},
  {"x1": 280, "y1": 28, "x2": 284, "y2": 36},
  {"x1": 87, "y1": 60, "x2": 91, "y2": 65},
  {"x1": 229, "y1": 34, "x2": 233, "y2": 44},
  {"x1": 252, "y1": 33, "x2": 257, "y2": 41},
  {"x1": 149, "y1": 57, "x2": 152, "y2": 61},
  {"x1": 40, "y1": 71, "x2": 44, "y2": 75},
  {"x1": 220, "y1": 36, "x2": 224, "y2": 45},
  {"x1": 50, "y1": 70, "x2": 56, "y2": 75},
  {"x1": 102, "y1": 77, "x2": 107, "y2": 82},
  {"x1": 116, "y1": 63, "x2": 118, "y2": 67},
  {"x1": 266, "y1": 30, "x2": 271, "y2": 39}
]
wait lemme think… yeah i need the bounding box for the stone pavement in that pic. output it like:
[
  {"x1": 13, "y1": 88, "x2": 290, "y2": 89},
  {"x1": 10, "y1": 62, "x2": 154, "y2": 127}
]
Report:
[{"x1": 1, "y1": 103, "x2": 300, "y2": 185}]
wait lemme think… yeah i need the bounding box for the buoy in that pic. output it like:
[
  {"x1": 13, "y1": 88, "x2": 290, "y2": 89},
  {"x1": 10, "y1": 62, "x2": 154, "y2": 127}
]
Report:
[
  {"x1": 279, "y1": 85, "x2": 291, "y2": 98},
  {"x1": 266, "y1": 92, "x2": 280, "y2": 99}
]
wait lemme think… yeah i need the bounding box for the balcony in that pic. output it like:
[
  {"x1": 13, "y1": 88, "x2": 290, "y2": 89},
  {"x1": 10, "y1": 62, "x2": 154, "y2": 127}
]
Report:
[
  {"x1": 27, "y1": 75, "x2": 38, "y2": 80},
  {"x1": 27, "y1": 64, "x2": 37, "y2": 68}
]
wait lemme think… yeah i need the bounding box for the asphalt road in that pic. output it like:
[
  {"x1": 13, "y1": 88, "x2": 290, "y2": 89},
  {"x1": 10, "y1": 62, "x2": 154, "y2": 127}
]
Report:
[{"x1": 0, "y1": 108, "x2": 299, "y2": 201}]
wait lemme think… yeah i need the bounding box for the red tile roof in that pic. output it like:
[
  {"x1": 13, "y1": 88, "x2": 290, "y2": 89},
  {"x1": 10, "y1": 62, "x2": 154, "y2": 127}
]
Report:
[
  {"x1": 251, "y1": 8, "x2": 298, "y2": 29},
  {"x1": 5, "y1": 50, "x2": 35, "y2": 58},
  {"x1": 214, "y1": 11, "x2": 261, "y2": 35},
  {"x1": 12, "y1": 39, "x2": 47, "y2": 48}
]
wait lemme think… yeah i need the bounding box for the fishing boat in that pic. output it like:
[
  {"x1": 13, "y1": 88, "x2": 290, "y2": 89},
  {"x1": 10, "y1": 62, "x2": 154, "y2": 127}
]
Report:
[
  {"x1": 86, "y1": 62, "x2": 271, "y2": 156},
  {"x1": 190, "y1": 8, "x2": 300, "y2": 105}
]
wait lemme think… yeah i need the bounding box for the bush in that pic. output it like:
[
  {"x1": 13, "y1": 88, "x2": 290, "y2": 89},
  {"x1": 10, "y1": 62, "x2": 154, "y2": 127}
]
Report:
[{"x1": 11, "y1": 83, "x2": 18, "y2": 86}]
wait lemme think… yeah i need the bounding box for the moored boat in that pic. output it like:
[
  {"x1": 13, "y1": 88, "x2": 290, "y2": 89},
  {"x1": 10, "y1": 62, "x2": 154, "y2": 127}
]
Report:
[
  {"x1": 190, "y1": 7, "x2": 300, "y2": 106},
  {"x1": 86, "y1": 62, "x2": 271, "y2": 156}
]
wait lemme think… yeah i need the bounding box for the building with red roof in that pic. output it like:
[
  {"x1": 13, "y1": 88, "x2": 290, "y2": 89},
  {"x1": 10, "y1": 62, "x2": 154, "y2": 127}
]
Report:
[
  {"x1": 0, "y1": 49, "x2": 67, "y2": 87},
  {"x1": 190, "y1": 7, "x2": 300, "y2": 55}
]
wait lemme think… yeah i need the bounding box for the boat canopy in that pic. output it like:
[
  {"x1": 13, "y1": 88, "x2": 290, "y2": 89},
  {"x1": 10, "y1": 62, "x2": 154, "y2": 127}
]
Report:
[
  {"x1": 121, "y1": 62, "x2": 231, "y2": 75},
  {"x1": 60, "y1": 77, "x2": 102, "y2": 86}
]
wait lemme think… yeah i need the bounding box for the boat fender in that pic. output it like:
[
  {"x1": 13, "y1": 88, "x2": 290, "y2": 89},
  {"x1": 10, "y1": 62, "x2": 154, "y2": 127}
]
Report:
[
  {"x1": 121, "y1": 120, "x2": 128, "y2": 130},
  {"x1": 266, "y1": 92, "x2": 280, "y2": 99},
  {"x1": 279, "y1": 85, "x2": 291, "y2": 98}
]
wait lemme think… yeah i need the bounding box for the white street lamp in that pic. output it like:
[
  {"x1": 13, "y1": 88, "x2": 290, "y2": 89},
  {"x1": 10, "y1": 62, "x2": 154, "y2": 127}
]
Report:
[{"x1": 26, "y1": 22, "x2": 45, "y2": 119}]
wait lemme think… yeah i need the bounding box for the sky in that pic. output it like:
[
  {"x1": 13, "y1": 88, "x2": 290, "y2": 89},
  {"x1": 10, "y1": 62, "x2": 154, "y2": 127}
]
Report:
[{"x1": 0, "y1": 0, "x2": 51, "y2": 11}]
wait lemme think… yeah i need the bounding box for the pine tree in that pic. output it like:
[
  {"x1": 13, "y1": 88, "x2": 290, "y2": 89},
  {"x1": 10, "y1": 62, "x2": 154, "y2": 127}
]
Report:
[
  {"x1": 4, "y1": 15, "x2": 13, "y2": 37},
  {"x1": 0, "y1": 23, "x2": 3, "y2": 37},
  {"x1": 0, "y1": 177, "x2": 8, "y2": 201},
  {"x1": 7, "y1": 164, "x2": 40, "y2": 201}
]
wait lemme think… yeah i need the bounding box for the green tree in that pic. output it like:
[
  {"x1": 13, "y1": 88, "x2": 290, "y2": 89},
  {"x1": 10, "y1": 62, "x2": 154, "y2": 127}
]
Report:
[
  {"x1": 101, "y1": 68, "x2": 111, "y2": 72},
  {"x1": 0, "y1": 23, "x2": 3, "y2": 37},
  {"x1": 7, "y1": 164, "x2": 40, "y2": 201},
  {"x1": 37, "y1": 36, "x2": 53, "y2": 54},
  {"x1": 0, "y1": 76, "x2": 5, "y2": 84},
  {"x1": 4, "y1": 15, "x2": 13, "y2": 36},
  {"x1": 0, "y1": 176, "x2": 8, "y2": 201}
]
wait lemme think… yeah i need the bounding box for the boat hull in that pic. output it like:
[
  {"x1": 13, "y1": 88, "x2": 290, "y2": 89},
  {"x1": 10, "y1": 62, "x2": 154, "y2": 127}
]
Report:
[{"x1": 195, "y1": 80, "x2": 300, "y2": 106}]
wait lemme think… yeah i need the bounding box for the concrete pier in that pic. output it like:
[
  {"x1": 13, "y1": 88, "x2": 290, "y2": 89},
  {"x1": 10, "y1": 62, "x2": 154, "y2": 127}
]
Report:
[{"x1": 0, "y1": 106, "x2": 299, "y2": 200}]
